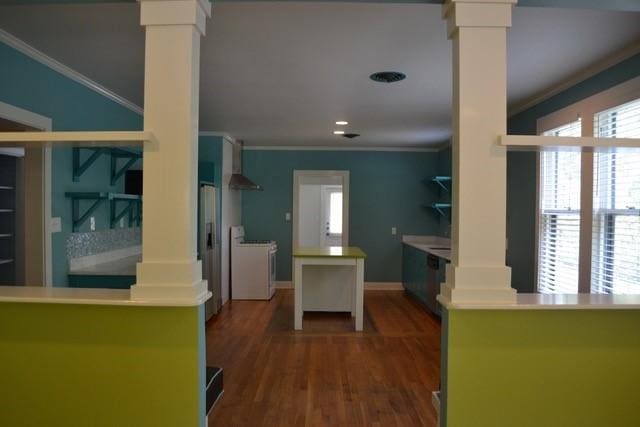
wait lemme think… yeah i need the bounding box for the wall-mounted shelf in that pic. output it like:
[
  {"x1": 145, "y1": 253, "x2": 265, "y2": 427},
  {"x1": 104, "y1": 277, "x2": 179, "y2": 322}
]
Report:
[
  {"x1": 72, "y1": 147, "x2": 142, "y2": 183},
  {"x1": 429, "y1": 176, "x2": 452, "y2": 192},
  {"x1": 65, "y1": 192, "x2": 142, "y2": 232},
  {"x1": 0, "y1": 259, "x2": 14, "y2": 265},
  {"x1": 499, "y1": 135, "x2": 640, "y2": 152},
  {"x1": 110, "y1": 194, "x2": 142, "y2": 229},
  {"x1": 427, "y1": 203, "x2": 452, "y2": 218},
  {"x1": 0, "y1": 186, "x2": 14, "y2": 190},
  {"x1": 0, "y1": 234, "x2": 12, "y2": 238},
  {"x1": 0, "y1": 209, "x2": 14, "y2": 213},
  {"x1": 0, "y1": 131, "x2": 157, "y2": 148}
]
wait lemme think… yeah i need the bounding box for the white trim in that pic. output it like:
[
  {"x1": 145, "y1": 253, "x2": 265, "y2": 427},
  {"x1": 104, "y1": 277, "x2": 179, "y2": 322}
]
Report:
[
  {"x1": 0, "y1": 101, "x2": 53, "y2": 287},
  {"x1": 0, "y1": 130, "x2": 156, "y2": 147},
  {"x1": 0, "y1": 29, "x2": 143, "y2": 116},
  {"x1": 292, "y1": 170, "x2": 350, "y2": 250},
  {"x1": 276, "y1": 280, "x2": 403, "y2": 291},
  {"x1": 198, "y1": 131, "x2": 237, "y2": 144},
  {"x1": 500, "y1": 135, "x2": 640, "y2": 150},
  {"x1": 509, "y1": 42, "x2": 640, "y2": 117},
  {"x1": 244, "y1": 145, "x2": 440, "y2": 152},
  {"x1": 438, "y1": 292, "x2": 640, "y2": 310}
]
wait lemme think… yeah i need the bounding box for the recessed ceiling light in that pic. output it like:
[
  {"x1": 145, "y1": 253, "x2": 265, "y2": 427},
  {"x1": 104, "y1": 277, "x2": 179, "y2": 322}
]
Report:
[
  {"x1": 333, "y1": 130, "x2": 345, "y2": 135},
  {"x1": 336, "y1": 121, "x2": 348, "y2": 126}
]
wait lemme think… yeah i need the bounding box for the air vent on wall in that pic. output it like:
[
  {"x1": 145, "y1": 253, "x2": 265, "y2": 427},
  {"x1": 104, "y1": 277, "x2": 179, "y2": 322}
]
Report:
[{"x1": 369, "y1": 71, "x2": 406, "y2": 83}]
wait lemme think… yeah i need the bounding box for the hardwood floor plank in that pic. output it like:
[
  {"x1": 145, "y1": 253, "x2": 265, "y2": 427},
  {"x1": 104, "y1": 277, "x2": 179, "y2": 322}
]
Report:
[{"x1": 206, "y1": 290, "x2": 440, "y2": 426}]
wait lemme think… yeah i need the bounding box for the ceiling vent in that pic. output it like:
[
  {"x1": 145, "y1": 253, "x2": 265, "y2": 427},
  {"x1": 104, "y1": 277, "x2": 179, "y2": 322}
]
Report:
[
  {"x1": 369, "y1": 71, "x2": 406, "y2": 83},
  {"x1": 342, "y1": 133, "x2": 360, "y2": 139}
]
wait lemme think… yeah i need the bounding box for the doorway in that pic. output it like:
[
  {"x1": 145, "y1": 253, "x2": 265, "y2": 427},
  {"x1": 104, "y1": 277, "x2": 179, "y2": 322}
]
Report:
[
  {"x1": 0, "y1": 101, "x2": 52, "y2": 286},
  {"x1": 293, "y1": 170, "x2": 349, "y2": 249}
]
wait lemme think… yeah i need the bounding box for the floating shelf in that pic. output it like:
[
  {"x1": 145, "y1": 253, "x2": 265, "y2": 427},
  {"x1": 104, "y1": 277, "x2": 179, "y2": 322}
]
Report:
[
  {"x1": 0, "y1": 259, "x2": 14, "y2": 266},
  {"x1": 0, "y1": 131, "x2": 157, "y2": 148},
  {"x1": 65, "y1": 192, "x2": 142, "y2": 232},
  {"x1": 499, "y1": 135, "x2": 640, "y2": 152}
]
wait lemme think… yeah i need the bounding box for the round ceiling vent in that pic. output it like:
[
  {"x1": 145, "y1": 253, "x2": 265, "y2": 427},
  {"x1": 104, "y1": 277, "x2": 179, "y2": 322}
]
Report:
[{"x1": 369, "y1": 71, "x2": 406, "y2": 83}]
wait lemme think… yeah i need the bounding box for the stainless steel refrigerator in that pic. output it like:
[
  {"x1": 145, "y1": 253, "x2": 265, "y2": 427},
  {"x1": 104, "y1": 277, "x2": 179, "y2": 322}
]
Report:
[{"x1": 199, "y1": 184, "x2": 221, "y2": 320}]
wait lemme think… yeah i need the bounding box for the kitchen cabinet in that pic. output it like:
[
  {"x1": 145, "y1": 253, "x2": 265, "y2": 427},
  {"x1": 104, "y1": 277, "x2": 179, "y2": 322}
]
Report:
[{"x1": 402, "y1": 243, "x2": 447, "y2": 316}]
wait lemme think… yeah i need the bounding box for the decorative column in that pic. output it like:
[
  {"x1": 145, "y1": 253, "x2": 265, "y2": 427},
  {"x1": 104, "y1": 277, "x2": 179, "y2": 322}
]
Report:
[
  {"x1": 440, "y1": 0, "x2": 517, "y2": 304},
  {"x1": 131, "y1": 0, "x2": 212, "y2": 304}
]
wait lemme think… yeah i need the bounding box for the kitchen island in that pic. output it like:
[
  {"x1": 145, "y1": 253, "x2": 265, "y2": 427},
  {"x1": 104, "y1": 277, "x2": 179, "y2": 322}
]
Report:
[{"x1": 292, "y1": 246, "x2": 366, "y2": 331}]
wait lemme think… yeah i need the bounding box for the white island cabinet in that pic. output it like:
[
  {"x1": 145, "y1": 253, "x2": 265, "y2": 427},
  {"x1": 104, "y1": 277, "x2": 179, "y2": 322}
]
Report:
[{"x1": 292, "y1": 246, "x2": 366, "y2": 331}]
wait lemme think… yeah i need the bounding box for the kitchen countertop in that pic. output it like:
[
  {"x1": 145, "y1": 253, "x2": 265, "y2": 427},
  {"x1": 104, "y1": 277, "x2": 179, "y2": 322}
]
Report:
[
  {"x1": 293, "y1": 246, "x2": 367, "y2": 258},
  {"x1": 68, "y1": 254, "x2": 140, "y2": 276},
  {"x1": 402, "y1": 235, "x2": 451, "y2": 261}
]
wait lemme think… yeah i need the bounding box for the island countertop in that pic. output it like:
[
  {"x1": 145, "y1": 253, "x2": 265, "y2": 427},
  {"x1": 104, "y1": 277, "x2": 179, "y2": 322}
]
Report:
[{"x1": 293, "y1": 246, "x2": 367, "y2": 258}]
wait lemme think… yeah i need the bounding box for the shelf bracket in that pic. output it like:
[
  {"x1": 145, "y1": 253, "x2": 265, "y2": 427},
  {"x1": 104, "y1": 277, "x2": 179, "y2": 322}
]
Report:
[
  {"x1": 111, "y1": 153, "x2": 140, "y2": 186},
  {"x1": 73, "y1": 148, "x2": 107, "y2": 182},
  {"x1": 69, "y1": 194, "x2": 108, "y2": 232},
  {"x1": 110, "y1": 196, "x2": 142, "y2": 229}
]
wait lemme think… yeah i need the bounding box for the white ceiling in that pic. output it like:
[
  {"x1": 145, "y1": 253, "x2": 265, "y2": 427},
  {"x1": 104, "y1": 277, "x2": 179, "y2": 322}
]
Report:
[{"x1": 0, "y1": 3, "x2": 639, "y2": 148}]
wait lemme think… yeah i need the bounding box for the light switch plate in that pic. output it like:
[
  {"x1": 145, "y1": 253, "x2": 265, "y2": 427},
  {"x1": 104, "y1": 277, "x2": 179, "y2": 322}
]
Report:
[
  {"x1": 285, "y1": 212, "x2": 291, "y2": 222},
  {"x1": 90, "y1": 216, "x2": 96, "y2": 231},
  {"x1": 391, "y1": 227, "x2": 397, "y2": 235},
  {"x1": 50, "y1": 217, "x2": 62, "y2": 233}
]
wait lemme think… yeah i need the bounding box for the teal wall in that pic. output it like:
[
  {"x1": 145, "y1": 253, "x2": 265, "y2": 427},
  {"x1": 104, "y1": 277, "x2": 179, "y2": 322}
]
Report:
[
  {"x1": 506, "y1": 52, "x2": 640, "y2": 293},
  {"x1": 0, "y1": 41, "x2": 143, "y2": 286},
  {"x1": 242, "y1": 149, "x2": 445, "y2": 282}
]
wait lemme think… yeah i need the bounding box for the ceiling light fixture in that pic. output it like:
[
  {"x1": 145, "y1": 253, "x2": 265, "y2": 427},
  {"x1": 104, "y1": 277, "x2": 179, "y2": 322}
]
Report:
[
  {"x1": 333, "y1": 130, "x2": 345, "y2": 135},
  {"x1": 336, "y1": 121, "x2": 348, "y2": 126}
]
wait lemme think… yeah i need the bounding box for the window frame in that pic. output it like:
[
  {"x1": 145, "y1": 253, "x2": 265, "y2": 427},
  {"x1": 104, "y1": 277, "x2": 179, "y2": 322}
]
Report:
[{"x1": 535, "y1": 76, "x2": 640, "y2": 294}]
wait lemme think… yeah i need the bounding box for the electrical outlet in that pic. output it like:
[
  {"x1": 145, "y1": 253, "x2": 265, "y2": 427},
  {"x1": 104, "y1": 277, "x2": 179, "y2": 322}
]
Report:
[
  {"x1": 50, "y1": 217, "x2": 62, "y2": 233},
  {"x1": 391, "y1": 227, "x2": 397, "y2": 235},
  {"x1": 120, "y1": 218, "x2": 125, "y2": 228},
  {"x1": 285, "y1": 212, "x2": 291, "y2": 222},
  {"x1": 90, "y1": 216, "x2": 96, "y2": 232}
]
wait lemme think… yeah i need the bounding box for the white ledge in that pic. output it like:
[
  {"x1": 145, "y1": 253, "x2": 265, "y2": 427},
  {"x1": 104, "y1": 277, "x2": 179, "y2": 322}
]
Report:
[
  {"x1": 0, "y1": 286, "x2": 209, "y2": 307},
  {"x1": 0, "y1": 131, "x2": 157, "y2": 148},
  {"x1": 500, "y1": 135, "x2": 640, "y2": 152},
  {"x1": 438, "y1": 293, "x2": 640, "y2": 310}
]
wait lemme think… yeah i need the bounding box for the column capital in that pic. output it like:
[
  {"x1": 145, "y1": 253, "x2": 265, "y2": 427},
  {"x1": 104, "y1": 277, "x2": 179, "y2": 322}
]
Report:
[
  {"x1": 443, "y1": 0, "x2": 517, "y2": 39},
  {"x1": 140, "y1": 0, "x2": 212, "y2": 36}
]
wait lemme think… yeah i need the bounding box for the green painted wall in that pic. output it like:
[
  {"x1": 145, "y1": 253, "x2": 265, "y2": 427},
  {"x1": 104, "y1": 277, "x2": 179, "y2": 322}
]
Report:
[
  {"x1": 242, "y1": 149, "x2": 444, "y2": 282},
  {"x1": 506, "y1": 52, "x2": 640, "y2": 293},
  {"x1": 0, "y1": 41, "x2": 143, "y2": 286},
  {"x1": 442, "y1": 308, "x2": 640, "y2": 427},
  {"x1": 0, "y1": 302, "x2": 206, "y2": 427}
]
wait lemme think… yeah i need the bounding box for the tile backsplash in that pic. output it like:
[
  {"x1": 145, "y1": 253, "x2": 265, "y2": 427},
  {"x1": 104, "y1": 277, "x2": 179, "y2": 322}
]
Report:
[{"x1": 66, "y1": 227, "x2": 141, "y2": 259}]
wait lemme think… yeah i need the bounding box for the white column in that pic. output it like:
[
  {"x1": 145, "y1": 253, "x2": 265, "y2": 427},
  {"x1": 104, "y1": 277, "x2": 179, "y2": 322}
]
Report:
[
  {"x1": 131, "y1": 0, "x2": 212, "y2": 304},
  {"x1": 440, "y1": 0, "x2": 517, "y2": 304}
]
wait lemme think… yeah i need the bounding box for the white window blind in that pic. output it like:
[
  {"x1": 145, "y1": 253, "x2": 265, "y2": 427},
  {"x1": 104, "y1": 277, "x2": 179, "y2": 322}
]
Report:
[
  {"x1": 591, "y1": 98, "x2": 640, "y2": 295},
  {"x1": 538, "y1": 120, "x2": 582, "y2": 294}
]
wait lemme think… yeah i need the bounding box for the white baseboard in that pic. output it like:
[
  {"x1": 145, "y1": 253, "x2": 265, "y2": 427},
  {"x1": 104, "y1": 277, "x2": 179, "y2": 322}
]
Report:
[{"x1": 274, "y1": 281, "x2": 403, "y2": 291}]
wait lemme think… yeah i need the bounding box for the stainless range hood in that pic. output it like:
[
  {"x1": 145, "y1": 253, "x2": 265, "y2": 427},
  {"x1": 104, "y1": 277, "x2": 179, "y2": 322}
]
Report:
[{"x1": 229, "y1": 141, "x2": 263, "y2": 191}]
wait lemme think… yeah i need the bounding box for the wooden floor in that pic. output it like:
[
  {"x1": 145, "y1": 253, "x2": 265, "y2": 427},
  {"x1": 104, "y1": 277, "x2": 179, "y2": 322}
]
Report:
[{"x1": 206, "y1": 289, "x2": 441, "y2": 427}]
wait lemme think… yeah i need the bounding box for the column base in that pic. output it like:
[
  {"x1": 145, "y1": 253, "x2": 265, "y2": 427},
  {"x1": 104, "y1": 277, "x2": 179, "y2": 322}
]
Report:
[
  {"x1": 440, "y1": 263, "x2": 517, "y2": 305},
  {"x1": 131, "y1": 260, "x2": 211, "y2": 305}
]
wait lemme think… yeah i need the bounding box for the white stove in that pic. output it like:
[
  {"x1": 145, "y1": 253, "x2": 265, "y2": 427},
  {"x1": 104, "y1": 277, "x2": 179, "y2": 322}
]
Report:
[{"x1": 230, "y1": 226, "x2": 277, "y2": 300}]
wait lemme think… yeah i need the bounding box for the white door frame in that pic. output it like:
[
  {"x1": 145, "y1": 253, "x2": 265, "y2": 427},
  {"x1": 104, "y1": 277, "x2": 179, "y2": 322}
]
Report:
[
  {"x1": 0, "y1": 100, "x2": 53, "y2": 286},
  {"x1": 293, "y1": 170, "x2": 349, "y2": 249}
]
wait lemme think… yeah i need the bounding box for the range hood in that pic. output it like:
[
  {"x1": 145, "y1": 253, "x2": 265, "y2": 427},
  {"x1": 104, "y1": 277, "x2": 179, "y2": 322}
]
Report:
[{"x1": 229, "y1": 141, "x2": 262, "y2": 191}]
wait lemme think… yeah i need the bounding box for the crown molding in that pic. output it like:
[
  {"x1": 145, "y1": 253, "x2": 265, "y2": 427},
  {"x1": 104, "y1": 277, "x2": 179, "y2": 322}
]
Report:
[
  {"x1": 0, "y1": 28, "x2": 143, "y2": 116},
  {"x1": 243, "y1": 145, "x2": 441, "y2": 152},
  {"x1": 508, "y1": 41, "x2": 640, "y2": 118}
]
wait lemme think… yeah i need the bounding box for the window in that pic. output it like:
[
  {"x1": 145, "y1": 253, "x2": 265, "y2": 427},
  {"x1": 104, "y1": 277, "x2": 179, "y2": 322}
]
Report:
[
  {"x1": 591, "y1": 99, "x2": 640, "y2": 294},
  {"x1": 538, "y1": 120, "x2": 582, "y2": 294},
  {"x1": 537, "y1": 86, "x2": 640, "y2": 295},
  {"x1": 328, "y1": 191, "x2": 343, "y2": 234}
]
